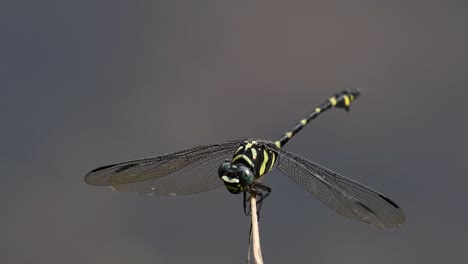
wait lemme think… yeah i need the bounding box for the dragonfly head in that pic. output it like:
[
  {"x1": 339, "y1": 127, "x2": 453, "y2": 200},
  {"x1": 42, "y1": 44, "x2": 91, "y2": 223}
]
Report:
[{"x1": 218, "y1": 160, "x2": 253, "y2": 194}]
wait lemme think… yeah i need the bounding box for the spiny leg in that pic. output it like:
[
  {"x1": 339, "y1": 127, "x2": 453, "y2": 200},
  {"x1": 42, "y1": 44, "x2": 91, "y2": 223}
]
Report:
[
  {"x1": 251, "y1": 183, "x2": 271, "y2": 216},
  {"x1": 275, "y1": 89, "x2": 361, "y2": 149},
  {"x1": 243, "y1": 184, "x2": 272, "y2": 217},
  {"x1": 243, "y1": 191, "x2": 248, "y2": 215}
]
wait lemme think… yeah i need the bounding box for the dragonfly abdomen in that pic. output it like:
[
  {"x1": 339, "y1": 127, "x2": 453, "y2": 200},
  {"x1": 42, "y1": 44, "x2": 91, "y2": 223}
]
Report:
[{"x1": 275, "y1": 89, "x2": 361, "y2": 148}]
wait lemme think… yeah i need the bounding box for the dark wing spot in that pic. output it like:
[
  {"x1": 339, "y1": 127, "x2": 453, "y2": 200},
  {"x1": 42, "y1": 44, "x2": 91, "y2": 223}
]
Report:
[
  {"x1": 356, "y1": 201, "x2": 376, "y2": 215},
  {"x1": 379, "y1": 194, "x2": 400, "y2": 209},
  {"x1": 89, "y1": 164, "x2": 116, "y2": 173},
  {"x1": 114, "y1": 163, "x2": 138, "y2": 173}
]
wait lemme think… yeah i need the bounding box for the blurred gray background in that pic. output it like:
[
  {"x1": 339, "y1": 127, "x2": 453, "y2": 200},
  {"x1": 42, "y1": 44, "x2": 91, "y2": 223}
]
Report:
[{"x1": 2, "y1": 1, "x2": 467, "y2": 263}]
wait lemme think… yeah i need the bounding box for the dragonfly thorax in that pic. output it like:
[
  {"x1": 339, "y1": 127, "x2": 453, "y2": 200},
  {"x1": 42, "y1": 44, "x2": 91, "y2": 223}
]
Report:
[{"x1": 218, "y1": 160, "x2": 253, "y2": 194}]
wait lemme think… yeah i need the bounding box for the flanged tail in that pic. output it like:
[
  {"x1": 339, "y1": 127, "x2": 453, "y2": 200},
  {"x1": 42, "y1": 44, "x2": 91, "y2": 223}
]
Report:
[{"x1": 275, "y1": 89, "x2": 361, "y2": 148}]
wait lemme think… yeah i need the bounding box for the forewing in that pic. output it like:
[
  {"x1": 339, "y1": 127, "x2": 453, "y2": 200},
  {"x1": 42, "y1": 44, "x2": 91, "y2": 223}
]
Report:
[
  {"x1": 85, "y1": 140, "x2": 243, "y2": 195},
  {"x1": 265, "y1": 144, "x2": 405, "y2": 227}
]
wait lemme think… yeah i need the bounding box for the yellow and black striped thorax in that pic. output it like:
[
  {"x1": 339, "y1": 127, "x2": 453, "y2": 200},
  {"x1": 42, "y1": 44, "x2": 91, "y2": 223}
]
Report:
[{"x1": 231, "y1": 140, "x2": 277, "y2": 178}]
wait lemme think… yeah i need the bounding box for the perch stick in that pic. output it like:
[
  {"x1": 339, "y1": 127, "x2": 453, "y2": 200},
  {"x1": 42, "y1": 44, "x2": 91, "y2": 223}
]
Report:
[{"x1": 250, "y1": 194, "x2": 263, "y2": 264}]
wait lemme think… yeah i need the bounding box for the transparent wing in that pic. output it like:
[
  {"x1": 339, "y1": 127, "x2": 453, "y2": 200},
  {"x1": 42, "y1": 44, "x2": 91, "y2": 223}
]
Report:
[
  {"x1": 265, "y1": 143, "x2": 405, "y2": 228},
  {"x1": 85, "y1": 140, "x2": 243, "y2": 195}
]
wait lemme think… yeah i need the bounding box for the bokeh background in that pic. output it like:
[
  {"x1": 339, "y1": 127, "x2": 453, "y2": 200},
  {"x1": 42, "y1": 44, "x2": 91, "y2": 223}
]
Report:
[{"x1": 2, "y1": 1, "x2": 468, "y2": 263}]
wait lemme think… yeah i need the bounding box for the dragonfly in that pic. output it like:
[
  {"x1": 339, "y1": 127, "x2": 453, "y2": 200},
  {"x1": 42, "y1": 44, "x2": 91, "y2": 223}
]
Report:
[{"x1": 85, "y1": 90, "x2": 405, "y2": 228}]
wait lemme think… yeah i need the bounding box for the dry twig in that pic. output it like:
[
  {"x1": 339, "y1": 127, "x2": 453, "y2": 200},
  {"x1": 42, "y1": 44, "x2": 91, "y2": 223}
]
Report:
[{"x1": 249, "y1": 194, "x2": 263, "y2": 264}]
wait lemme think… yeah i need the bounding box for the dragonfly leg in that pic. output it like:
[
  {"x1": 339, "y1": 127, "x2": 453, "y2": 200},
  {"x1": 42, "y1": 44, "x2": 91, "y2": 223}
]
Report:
[
  {"x1": 243, "y1": 191, "x2": 249, "y2": 215},
  {"x1": 243, "y1": 191, "x2": 255, "y2": 216},
  {"x1": 251, "y1": 183, "x2": 271, "y2": 216},
  {"x1": 243, "y1": 184, "x2": 272, "y2": 216}
]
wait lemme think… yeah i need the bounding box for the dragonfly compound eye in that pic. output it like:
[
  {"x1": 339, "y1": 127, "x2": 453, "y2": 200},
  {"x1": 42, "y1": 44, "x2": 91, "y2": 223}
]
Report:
[
  {"x1": 218, "y1": 161, "x2": 232, "y2": 177},
  {"x1": 236, "y1": 165, "x2": 253, "y2": 185}
]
